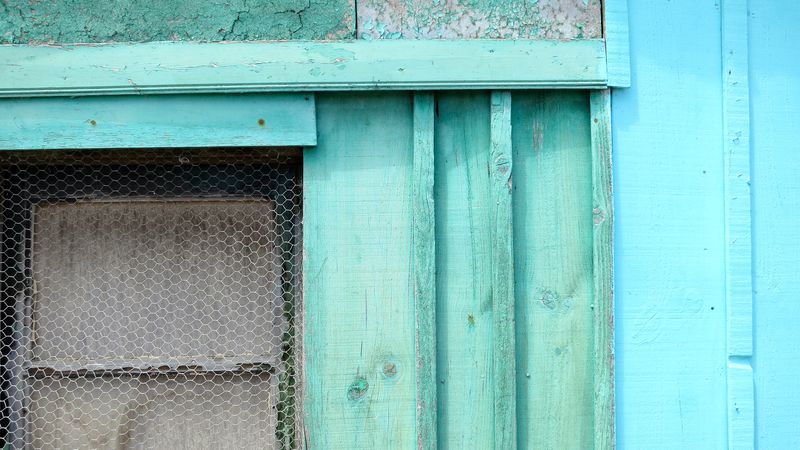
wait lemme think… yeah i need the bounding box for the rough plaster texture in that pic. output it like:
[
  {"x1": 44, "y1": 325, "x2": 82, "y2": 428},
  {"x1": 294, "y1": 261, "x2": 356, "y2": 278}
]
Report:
[
  {"x1": 0, "y1": 0, "x2": 355, "y2": 44},
  {"x1": 357, "y1": 0, "x2": 601, "y2": 40}
]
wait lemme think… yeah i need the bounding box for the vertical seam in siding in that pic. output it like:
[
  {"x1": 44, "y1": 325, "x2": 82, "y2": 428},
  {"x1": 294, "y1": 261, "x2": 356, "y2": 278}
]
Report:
[{"x1": 722, "y1": 0, "x2": 755, "y2": 448}]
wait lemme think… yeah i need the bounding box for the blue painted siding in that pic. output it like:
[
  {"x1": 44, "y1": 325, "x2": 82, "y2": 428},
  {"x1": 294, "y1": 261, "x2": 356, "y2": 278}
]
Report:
[
  {"x1": 612, "y1": 1, "x2": 727, "y2": 448},
  {"x1": 614, "y1": 0, "x2": 799, "y2": 448},
  {"x1": 749, "y1": 1, "x2": 800, "y2": 449}
]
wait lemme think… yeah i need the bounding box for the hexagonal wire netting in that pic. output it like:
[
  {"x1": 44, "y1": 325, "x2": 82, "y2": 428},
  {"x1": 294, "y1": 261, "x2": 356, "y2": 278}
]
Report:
[{"x1": 0, "y1": 148, "x2": 303, "y2": 449}]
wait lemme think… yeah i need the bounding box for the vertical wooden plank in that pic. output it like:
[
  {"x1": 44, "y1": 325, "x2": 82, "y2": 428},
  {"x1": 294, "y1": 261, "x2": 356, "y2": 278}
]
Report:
[
  {"x1": 303, "y1": 93, "x2": 416, "y2": 449},
  {"x1": 412, "y1": 92, "x2": 436, "y2": 450},
  {"x1": 513, "y1": 91, "x2": 594, "y2": 450},
  {"x1": 722, "y1": 0, "x2": 754, "y2": 448},
  {"x1": 612, "y1": 3, "x2": 728, "y2": 447},
  {"x1": 433, "y1": 92, "x2": 494, "y2": 450},
  {"x1": 489, "y1": 91, "x2": 516, "y2": 450},
  {"x1": 590, "y1": 89, "x2": 615, "y2": 450},
  {"x1": 749, "y1": 2, "x2": 800, "y2": 448},
  {"x1": 604, "y1": 0, "x2": 631, "y2": 87}
]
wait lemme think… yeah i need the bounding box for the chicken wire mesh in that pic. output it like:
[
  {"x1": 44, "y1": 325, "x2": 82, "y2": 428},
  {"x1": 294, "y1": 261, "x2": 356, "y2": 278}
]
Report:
[{"x1": 0, "y1": 148, "x2": 303, "y2": 449}]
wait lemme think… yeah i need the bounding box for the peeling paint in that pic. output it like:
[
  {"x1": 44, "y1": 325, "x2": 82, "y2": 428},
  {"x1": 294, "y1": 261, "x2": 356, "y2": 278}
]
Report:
[
  {"x1": 0, "y1": 0, "x2": 355, "y2": 44},
  {"x1": 356, "y1": 0, "x2": 601, "y2": 40}
]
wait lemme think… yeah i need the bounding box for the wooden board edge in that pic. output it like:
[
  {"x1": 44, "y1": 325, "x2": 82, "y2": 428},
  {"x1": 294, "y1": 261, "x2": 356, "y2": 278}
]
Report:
[
  {"x1": 0, "y1": 94, "x2": 317, "y2": 150},
  {"x1": 604, "y1": 0, "x2": 631, "y2": 88},
  {"x1": 722, "y1": 0, "x2": 755, "y2": 448},
  {"x1": 412, "y1": 92, "x2": 437, "y2": 450},
  {"x1": 589, "y1": 89, "x2": 615, "y2": 450},
  {"x1": 489, "y1": 91, "x2": 517, "y2": 450},
  {"x1": 0, "y1": 40, "x2": 608, "y2": 98}
]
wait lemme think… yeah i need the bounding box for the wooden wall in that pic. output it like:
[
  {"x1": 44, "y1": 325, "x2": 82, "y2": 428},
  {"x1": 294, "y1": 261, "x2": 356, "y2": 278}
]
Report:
[
  {"x1": 747, "y1": 1, "x2": 800, "y2": 448},
  {"x1": 303, "y1": 91, "x2": 608, "y2": 449},
  {"x1": 612, "y1": 1, "x2": 800, "y2": 449}
]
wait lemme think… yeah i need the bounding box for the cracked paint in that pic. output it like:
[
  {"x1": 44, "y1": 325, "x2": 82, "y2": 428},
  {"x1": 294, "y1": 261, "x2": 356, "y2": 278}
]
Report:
[
  {"x1": 0, "y1": 0, "x2": 355, "y2": 44},
  {"x1": 357, "y1": 0, "x2": 601, "y2": 40}
]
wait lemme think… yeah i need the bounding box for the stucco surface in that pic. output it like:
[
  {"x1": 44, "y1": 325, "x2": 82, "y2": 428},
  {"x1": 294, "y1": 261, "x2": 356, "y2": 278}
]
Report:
[
  {"x1": 1, "y1": 0, "x2": 355, "y2": 44},
  {"x1": 357, "y1": 0, "x2": 601, "y2": 40}
]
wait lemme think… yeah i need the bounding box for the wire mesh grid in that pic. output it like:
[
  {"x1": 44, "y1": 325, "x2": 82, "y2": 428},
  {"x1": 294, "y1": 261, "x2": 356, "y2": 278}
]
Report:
[{"x1": 0, "y1": 148, "x2": 303, "y2": 449}]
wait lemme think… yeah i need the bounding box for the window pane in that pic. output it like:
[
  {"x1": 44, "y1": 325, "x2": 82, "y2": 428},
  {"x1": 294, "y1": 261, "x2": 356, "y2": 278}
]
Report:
[
  {"x1": 31, "y1": 200, "x2": 284, "y2": 363},
  {"x1": 29, "y1": 373, "x2": 278, "y2": 450}
]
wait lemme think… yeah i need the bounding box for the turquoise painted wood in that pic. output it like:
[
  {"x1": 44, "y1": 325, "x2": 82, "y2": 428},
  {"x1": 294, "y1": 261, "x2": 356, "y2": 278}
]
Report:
[
  {"x1": 412, "y1": 92, "x2": 437, "y2": 450},
  {"x1": 303, "y1": 93, "x2": 417, "y2": 449},
  {"x1": 0, "y1": 94, "x2": 316, "y2": 150},
  {"x1": 0, "y1": 40, "x2": 608, "y2": 97},
  {"x1": 433, "y1": 91, "x2": 495, "y2": 450},
  {"x1": 303, "y1": 90, "x2": 611, "y2": 449},
  {"x1": 513, "y1": 91, "x2": 595, "y2": 449},
  {"x1": 489, "y1": 91, "x2": 516, "y2": 450},
  {"x1": 590, "y1": 89, "x2": 615, "y2": 450}
]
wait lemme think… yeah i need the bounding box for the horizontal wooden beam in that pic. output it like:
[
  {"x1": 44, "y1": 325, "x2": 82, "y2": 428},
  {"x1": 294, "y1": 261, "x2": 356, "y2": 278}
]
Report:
[
  {"x1": 0, "y1": 93, "x2": 316, "y2": 149},
  {"x1": 0, "y1": 40, "x2": 608, "y2": 97}
]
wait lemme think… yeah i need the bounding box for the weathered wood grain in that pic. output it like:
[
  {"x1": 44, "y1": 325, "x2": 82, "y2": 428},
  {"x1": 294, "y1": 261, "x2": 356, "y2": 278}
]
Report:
[
  {"x1": 0, "y1": 40, "x2": 608, "y2": 97},
  {"x1": 32, "y1": 200, "x2": 283, "y2": 364},
  {"x1": 590, "y1": 89, "x2": 615, "y2": 450},
  {"x1": 512, "y1": 91, "x2": 594, "y2": 449},
  {"x1": 303, "y1": 93, "x2": 416, "y2": 449},
  {"x1": 0, "y1": 94, "x2": 317, "y2": 150},
  {"x1": 412, "y1": 92, "x2": 437, "y2": 450},
  {"x1": 490, "y1": 91, "x2": 516, "y2": 450},
  {"x1": 433, "y1": 91, "x2": 494, "y2": 450},
  {"x1": 357, "y1": 0, "x2": 601, "y2": 40}
]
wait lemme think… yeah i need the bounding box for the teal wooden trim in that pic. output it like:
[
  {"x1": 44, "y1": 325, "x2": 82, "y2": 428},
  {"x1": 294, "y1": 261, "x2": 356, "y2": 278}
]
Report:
[
  {"x1": 590, "y1": 90, "x2": 615, "y2": 450},
  {"x1": 0, "y1": 94, "x2": 316, "y2": 150},
  {"x1": 603, "y1": 0, "x2": 631, "y2": 88},
  {"x1": 412, "y1": 93, "x2": 437, "y2": 450},
  {"x1": 0, "y1": 40, "x2": 608, "y2": 98},
  {"x1": 722, "y1": 0, "x2": 754, "y2": 447},
  {"x1": 513, "y1": 91, "x2": 595, "y2": 448},
  {"x1": 433, "y1": 92, "x2": 495, "y2": 449},
  {"x1": 489, "y1": 91, "x2": 516, "y2": 450}
]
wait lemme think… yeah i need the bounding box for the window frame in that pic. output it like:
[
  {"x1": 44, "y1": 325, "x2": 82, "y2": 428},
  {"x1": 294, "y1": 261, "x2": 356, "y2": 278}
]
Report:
[{"x1": 0, "y1": 158, "x2": 302, "y2": 447}]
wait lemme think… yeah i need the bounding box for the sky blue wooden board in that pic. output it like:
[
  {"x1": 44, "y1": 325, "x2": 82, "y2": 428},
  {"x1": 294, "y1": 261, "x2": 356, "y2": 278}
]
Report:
[
  {"x1": 749, "y1": 1, "x2": 800, "y2": 448},
  {"x1": 611, "y1": 1, "x2": 728, "y2": 448}
]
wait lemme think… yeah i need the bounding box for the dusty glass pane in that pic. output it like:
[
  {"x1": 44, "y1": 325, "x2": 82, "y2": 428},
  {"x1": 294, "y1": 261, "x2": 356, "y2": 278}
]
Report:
[
  {"x1": 29, "y1": 373, "x2": 278, "y2": 450},
  {"x1": 31, "y1": 200, "x2": 284, "y2": 364}
]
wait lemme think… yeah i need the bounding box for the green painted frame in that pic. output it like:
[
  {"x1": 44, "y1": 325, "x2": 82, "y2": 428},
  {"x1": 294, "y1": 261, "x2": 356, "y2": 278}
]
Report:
[
  {"x1": 0, "y1": 37, "x2": 617, "y2": 449},
  {"x1": 0, "y1": 40, "x2": 608, "y2": 97}
]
